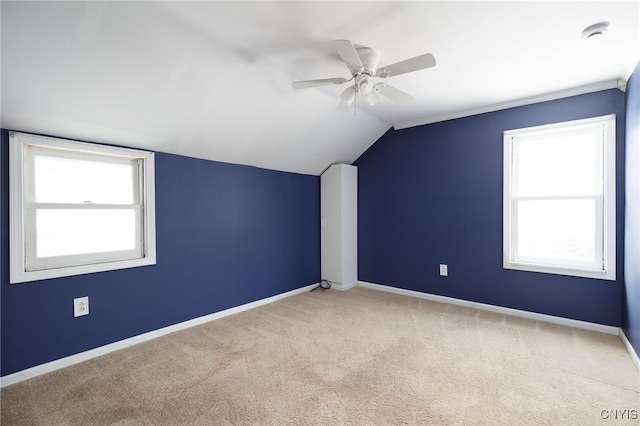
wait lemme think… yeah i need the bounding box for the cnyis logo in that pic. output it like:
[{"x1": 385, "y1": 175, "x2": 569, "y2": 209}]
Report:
[{"x1": 600, "y1": 409, "x2": 639, "y2": 420}]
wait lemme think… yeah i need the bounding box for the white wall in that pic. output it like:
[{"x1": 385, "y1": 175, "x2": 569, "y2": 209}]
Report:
[{"x1": 321, "y1": 164, "x2": 357, "y2": 290}]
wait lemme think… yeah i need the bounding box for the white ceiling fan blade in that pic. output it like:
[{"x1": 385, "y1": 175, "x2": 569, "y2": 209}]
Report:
[
  {"x1": 376, "y1": 83, "x2": 414, "y2": 104},
  {"x1": 376, "y1": 53, "x2": 436, "y2": 78},
  {"x1": 292, "y1": 77, "x2": 348, "y2": 89},
  {"x1": 331, "y1": 40, "x2": 364, "y2": 72}
]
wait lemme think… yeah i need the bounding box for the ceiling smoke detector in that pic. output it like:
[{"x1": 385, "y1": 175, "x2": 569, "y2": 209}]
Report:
[{"x1": 581, "y1": 22, "x2": 609, "y2": 40}]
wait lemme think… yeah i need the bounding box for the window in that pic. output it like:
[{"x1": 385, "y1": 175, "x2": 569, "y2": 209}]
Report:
[
  {"x1": 10, "y1": 132, "x2": 156, "y2": 283},
  {"x1": 503, "y1": 115, "x2": 615, "y2": 280}
]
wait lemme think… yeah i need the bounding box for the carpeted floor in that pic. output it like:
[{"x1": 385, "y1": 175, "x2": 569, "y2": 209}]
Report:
[{"x1": 1, "y1": 286, "x2": 639, "y2": 425}]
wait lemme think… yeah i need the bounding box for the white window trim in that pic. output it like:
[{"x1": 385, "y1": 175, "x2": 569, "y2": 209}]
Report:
[
  {"x1": 10, "y1": 132, "x2": 156, "y2": 283},
  {"x1": 503, "y1": 115, "x2": 616, "y2": 281}
]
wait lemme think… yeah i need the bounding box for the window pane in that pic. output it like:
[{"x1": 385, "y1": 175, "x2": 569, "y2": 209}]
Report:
[
  {"x1": 514, "y1": 127, "x2": 601, "y2": 197},
  {"x1": 36, "y1": 209, "x2": 137, "y2": 258},
  {"x1": 34, "y1": 154, "x2": 136, "y2": 204},
  {"x1": 516, "y1": 199, "x2": 596, "y2": 262}
]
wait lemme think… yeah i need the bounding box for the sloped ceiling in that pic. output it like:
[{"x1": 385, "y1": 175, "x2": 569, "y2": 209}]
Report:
[{"x1": 1, "y1": 1, "x2": 638, "y2": 175}]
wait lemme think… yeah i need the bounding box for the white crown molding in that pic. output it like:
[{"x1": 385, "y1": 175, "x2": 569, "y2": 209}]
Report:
[
  {"x1": 394, "y1": 80, "x2": 624, "y2": 130},
  {"x1": 617, "y1": 78, "x2": 628, "y2": 92},
  {"x1": 0, "y1": 283, "x2": 319, "y2": 388}
]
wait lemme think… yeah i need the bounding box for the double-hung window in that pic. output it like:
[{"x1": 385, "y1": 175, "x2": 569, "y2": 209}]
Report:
[
  {"x1": 10, "y1": 132, "x2": 156, "y2": 283},
  {"x1": 503, "y1": 115, "x2": 615, "y2": 280}
]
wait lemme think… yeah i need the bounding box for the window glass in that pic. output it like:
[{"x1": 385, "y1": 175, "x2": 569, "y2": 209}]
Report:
[
  {"x1": 514, "y1": 128, "x2": 600, "y2": 197},
  {"x1": 515, "y1": 199, "x2": 596, "y2": 262},
  {"x1": 33, "y1": 152, "x2": 136, "y2": 204},
  {"x1": 35, "y1": 209, "x2": 137, "y2": 258}
]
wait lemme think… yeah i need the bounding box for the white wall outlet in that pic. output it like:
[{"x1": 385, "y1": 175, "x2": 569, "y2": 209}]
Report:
[
  {"x1": 439, "y1": 264, "x2": 448, "y2": 277},
  {"x1": 74, "y1": 296, "x2": 89, "y2": 317}
]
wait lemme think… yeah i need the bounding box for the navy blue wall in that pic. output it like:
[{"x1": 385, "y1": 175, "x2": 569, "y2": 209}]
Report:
[
  {"x1": 624, "y1": 62, "x2": 640, "y2": 355},
  {"x1": 0, "y1": 130, "x2": 320, "y2": 376},
  {"x1": 355, "y1": 89, "x2": 625, "y2": 326}
]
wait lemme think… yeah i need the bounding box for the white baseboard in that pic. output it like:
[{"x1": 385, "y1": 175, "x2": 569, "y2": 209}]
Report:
[
  {"x1": 0, "y1": 283, "x2": 319, "y2": 388},
  {"x1": 619, "y1": 329, "x2": 640, "y2": 371},
  {"x1": 330, "y1": 280, "x2": 358, "y2": 291},
  {"x1": 357, "y1": 281, "x2": 620, "y2": 335},
  {"x1": 5, "y1": 280, "x2": 636, "y2": 387}
]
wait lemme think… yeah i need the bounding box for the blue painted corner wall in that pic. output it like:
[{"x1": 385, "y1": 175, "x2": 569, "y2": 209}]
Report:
[
  {"x1": 624, "y1": 62, "x2": 640, "y2": 357},
  {"x1": 354, "y1": 89, "x2": 626, "y2": 326},
  {"x1": 2, "y1": 80, "x2": 637, "y2": 379},
  {"x1": 0, "y1": 130, "x2": 320, "y2": 376}
]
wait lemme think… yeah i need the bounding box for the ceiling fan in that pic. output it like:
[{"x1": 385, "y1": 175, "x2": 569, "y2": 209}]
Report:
[{"x1": 292, "y1": 40, "x2": 436, "y2": 111}]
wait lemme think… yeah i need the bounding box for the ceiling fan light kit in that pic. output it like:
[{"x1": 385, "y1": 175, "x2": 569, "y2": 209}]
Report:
[
  {"x1": 292, "y1": 39, "x2": 436, "y2": 111},
  {"x1": 366, "y1": 88, "x2": 382, "y2": 106}
]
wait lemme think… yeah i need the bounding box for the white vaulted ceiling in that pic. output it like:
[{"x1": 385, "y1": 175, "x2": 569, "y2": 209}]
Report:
[{"x1": 1, "y1": 1, "x2": 639, "y2": 175}]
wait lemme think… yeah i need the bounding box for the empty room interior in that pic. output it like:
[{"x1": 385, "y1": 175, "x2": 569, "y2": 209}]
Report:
[{"x1": 1, "y1": 1, "x2": 640, "y2": 424}]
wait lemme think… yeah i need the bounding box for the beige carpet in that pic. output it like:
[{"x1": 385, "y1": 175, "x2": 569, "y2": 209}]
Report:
[{"x1": 1, "y1": 287, "x2": 639, "y2": 425}]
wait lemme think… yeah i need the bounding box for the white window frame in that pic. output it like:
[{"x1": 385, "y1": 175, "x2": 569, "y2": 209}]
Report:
[
  {"x1": 503, "y1": 115, "x2": 616, "y2": 280},
  {"x1": 10, "y1": 132, "x2": 156, "y2": 283}
]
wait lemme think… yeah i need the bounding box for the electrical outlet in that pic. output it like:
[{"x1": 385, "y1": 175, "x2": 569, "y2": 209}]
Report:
[
  {"x1": 439, "y1": 264, "x2": 448, "y2": 277},
  {"x1": 74, "y1": 297, "x2": 89, "y2": 317}
]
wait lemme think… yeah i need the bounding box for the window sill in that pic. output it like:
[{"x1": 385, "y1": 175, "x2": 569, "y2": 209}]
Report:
[
  {"x1": 10, "y1": 256, "x2": 156, "y2": 284},
  {"x1": 503, "y1": 260, "x2": 615, "y2": 281}
]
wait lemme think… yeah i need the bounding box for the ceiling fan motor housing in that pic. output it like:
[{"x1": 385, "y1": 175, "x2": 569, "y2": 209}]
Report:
[{"x1": 354, "y1": 46, "x2": 379, "y2": 74}]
